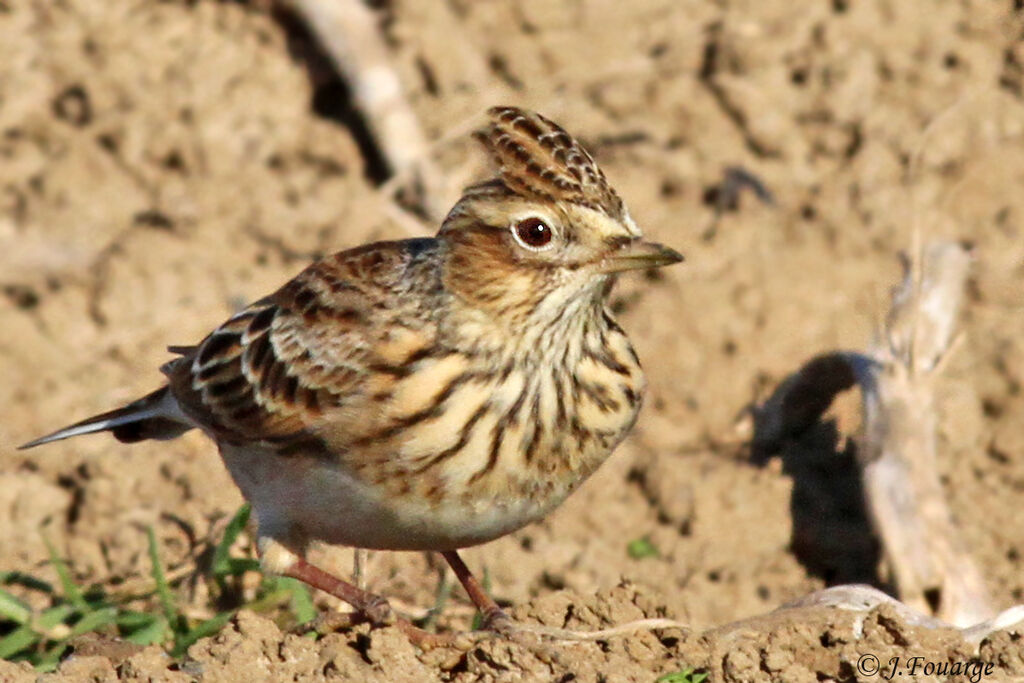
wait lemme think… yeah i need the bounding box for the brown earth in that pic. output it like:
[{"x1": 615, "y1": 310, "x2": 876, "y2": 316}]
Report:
[{"x1": 2, "y1": 0, "x2": 1024, "y2": 681}]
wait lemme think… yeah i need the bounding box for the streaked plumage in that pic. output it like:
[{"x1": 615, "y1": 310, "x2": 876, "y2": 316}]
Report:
[{"x1": 22, "y1": 107, "x2": 683, "y2": 641}]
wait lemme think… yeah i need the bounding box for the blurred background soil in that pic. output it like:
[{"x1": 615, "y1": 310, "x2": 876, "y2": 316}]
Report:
[{"x1": 1, "y1": 0, "x2": 1023, "y2": 680}]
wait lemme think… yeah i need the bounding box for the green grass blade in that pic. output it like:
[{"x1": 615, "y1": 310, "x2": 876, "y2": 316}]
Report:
[
  {"x1": 243, "y1": 584, "x2": 289, "y2": 613},
  {"x1": 0, "y1": 625, "x2": 40, "y2": 659},
  {"x1": 0, "y1": 588, "x2": 32, "y2": 625},
  {"x1": 34, "y1": 642, "x2": 70, "y2": 672},
  {"x1": 146, "y1": 526, "x2": 180, "y2": 632},
  {"x1": 212, "y1": 504, "x2": 251, "y2": 579},
  {"x1": 656, "y1": 669, "x2": 708, "y2": 683},
  {"x1": 226, "y1": 558, "x2": 261, "y2": 575},
  {"x1": 69, "y1": 606, "x2": 118, "y2": 638},
  {"x1": 122, "y1": 615, "x2": 169, "y2": 646},
  {"x1": 281, "y1": 577, "x2": 315, "y2": 625},
  {"x1": 116, "y1": 610, "x2": 159, "y2": 629},
  {"x1": 171, "y1": 610, "x2": 234, "y2": 658},
  {"x1": 36, "y1": 604, "x2": 75, "y2": 631},
  {"x1": 43, "y1": 535, "x2": 87, "y2": 610},
  {"x1": 244, "y1": 577, "x2": 312, "y2": 626}
]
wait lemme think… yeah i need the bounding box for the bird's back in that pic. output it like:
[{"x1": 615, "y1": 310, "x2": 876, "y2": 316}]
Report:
[{"x1": 165, "y1": 237, "x2": 448, "y2": 455}]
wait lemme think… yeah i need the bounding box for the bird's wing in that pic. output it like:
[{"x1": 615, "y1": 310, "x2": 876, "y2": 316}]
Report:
[{"x1": 165, "y1": 238, "x2": 442, "y2": 453}]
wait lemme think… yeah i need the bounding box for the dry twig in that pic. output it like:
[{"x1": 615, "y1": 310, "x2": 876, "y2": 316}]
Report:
[
  {"x1": 754, "y1": 242, "x2": 996, "y2": 627},
  {"x1": 282, "y1": 0, "x2": 445, "y2": 224}
]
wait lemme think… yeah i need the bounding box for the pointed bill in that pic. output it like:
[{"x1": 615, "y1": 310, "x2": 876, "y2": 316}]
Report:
[{"x1": 598, "y1": 240, "x2": 684, "y2": 274}]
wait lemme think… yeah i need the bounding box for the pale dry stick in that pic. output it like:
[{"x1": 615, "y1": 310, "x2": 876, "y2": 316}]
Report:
[
  {"x1": 508, "y1": 617, "x2": 688, "y2": 642},
  {"x1": 858, "y1": 242, "x2": 992, "y2": 627},
  {"x1": 902, "y1": 89, "x2": 987, "y2": 370},
  {"x1": 754, "y1": 242, "x2": 994, "y2": 627},
  {"x1": 283, "y1": 0, "x2": 445, "y2": 222},
  {"x1": 711, "y1": 584, "x2": 1024, "y2": 654},
  {"x1": 377, "y1": 112, "x2": 494, "y2": 233},
  {"x1": 313, "y1": 594, "x2": 688, "y2": 644},
  {"x1": 880, "y1": 94, "x2": 1010, "y2": 626},
  {"x1": 792, "y1": 585, "x2": 1024, "y2": 648}
]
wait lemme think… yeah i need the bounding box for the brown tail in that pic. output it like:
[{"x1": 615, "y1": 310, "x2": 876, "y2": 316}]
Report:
[{"x1": 19, "y1": 386, "x2": 193, "y2": 450}]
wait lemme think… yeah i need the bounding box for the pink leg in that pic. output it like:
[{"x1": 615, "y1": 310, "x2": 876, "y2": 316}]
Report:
[
  {"x1": 441, "y1": 550, "x2": 510, "y2": 630},
  {"x1": 283, "y1": 556, "x2": 454, "y2": 647}
]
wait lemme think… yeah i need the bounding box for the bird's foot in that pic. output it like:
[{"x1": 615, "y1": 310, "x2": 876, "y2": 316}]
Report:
[{"x1": 479, "y1": 606, "x2": 515, "y2": 636}]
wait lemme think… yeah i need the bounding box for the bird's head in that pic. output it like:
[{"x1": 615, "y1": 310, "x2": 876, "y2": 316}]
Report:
[{"x1": 439, "y1": 107, "x2": 682, "y2": 329}]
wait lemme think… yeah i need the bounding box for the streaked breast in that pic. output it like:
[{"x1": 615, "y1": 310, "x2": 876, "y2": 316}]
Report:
[{"x1": 358, "y1": 313, "x2": 644, "y2": 509}]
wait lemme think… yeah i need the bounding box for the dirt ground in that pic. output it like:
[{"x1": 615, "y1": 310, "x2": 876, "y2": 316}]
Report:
[{"x1": 2, "y1": 0, "x2": 1024, "y2": 681}]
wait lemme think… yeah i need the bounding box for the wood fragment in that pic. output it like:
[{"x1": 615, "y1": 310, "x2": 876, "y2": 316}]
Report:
[
  {"x1": 754, "y1": 242, "x2": 994, "y2": 627},
  {"x1": 855, "y1": 242, "x2": 991, "y2": 626},
  {"x1": 283, "y1": 0, "x2": 444, "y2": 223},
  {"x1": 712, "y1": 584, "x2": 1024, "y2": 651}
]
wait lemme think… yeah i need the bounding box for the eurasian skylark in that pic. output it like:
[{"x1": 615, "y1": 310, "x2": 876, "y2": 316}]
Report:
[{"x1": 23, "y1": 106, "x2": 683, "y2": 645}]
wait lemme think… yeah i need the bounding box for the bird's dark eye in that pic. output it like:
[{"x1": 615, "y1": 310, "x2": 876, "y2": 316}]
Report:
[{"x1": 512, "y1": 217, "x2": 554, "y2": 250}]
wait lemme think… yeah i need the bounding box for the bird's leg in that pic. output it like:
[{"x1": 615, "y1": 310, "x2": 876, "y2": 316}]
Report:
[
  {"x1": 441, "y1": 550, "x2": 511, "y2": 633},
  {"x1": 284, "y1": 557, "x2": 393, "y2": 625},
  {"x1": 353, "y1": 548, "x2": 366, "y2": 590},
  {"x1": 283, "y1": 556, "x2": 460, "y2": 647},
  {"x1": 259, "y1": 538, "x2": 391, "y2": 625}
]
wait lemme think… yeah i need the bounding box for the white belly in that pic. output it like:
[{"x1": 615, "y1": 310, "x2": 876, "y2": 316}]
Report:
[{"x1": 218, "y1": 443, "x2": 567, "y2": 551}]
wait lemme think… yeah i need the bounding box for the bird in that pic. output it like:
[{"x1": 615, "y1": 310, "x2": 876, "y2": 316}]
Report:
[{"x1": 21, "y1": 106, "x2": 684, "y2": 646}]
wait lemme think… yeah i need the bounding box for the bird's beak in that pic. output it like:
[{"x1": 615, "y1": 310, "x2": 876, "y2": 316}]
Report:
[{"x1": 598, "y1": 240, "x2": 684, "y2": 274}]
